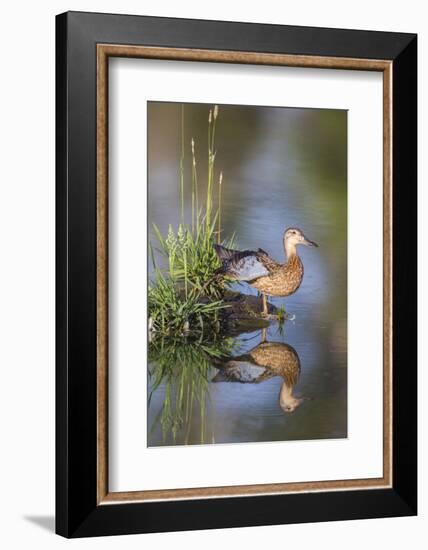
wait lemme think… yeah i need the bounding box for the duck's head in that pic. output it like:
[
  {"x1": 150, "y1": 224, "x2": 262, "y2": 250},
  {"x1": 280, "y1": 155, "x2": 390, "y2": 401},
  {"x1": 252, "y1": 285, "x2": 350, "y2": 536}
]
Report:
[
  {"x1": 283, "y1": 227, "x2": 318, "y2": 257},
  {"x1": 280, "y1": 396, "x2": 305, "y2": 413},
  {"x1": 279, "y1": 382, "x2": 306, "y2": 413}
]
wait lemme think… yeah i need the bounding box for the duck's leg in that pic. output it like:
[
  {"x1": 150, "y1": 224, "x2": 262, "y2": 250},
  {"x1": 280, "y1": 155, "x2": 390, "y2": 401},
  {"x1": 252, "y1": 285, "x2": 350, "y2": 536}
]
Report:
[{"x1": 262, "y1": 293, "x2": 268, "y2": 316}]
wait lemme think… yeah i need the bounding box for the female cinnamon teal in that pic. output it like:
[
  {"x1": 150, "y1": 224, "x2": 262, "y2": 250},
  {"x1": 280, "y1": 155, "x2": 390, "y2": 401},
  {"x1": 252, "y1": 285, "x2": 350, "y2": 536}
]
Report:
[{"x1": 214, "y1": 227, "x2": 318, "y2": 316}]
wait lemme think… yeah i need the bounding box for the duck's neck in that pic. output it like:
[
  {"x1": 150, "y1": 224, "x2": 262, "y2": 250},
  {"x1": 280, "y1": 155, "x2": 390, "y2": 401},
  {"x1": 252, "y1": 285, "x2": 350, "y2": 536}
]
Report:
[
  {"x1": 284, "y1": 241, "x2": 298, "y2": 262},
  {"x1": 279, "y1": 382, "x2": 293, "y2": 403}
]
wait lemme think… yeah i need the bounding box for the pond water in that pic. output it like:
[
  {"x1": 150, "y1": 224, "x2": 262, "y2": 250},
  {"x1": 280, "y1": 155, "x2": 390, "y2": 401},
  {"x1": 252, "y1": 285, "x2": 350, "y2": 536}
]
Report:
[{"x1": 147, "y1": 102, "x2": 347, "y2": 446}]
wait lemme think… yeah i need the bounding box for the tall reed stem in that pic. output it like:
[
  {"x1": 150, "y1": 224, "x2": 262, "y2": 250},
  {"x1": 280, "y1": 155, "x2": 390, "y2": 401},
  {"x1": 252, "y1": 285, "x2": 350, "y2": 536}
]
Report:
[
  {"x1": 206, "y1": 109, "x2": 213, "y2": 231},
  {"x1": 183, "y1": 246, "x2": 188, "y2": 299},
  {"x1": 191, "y1": 138, "x2": 198, "y2": 233},
  {"x1": 179, "y1": 105, "x2": 185, "y2": 224},
  {"x1": 217, "y1": 171, "x2": 223, "y2": 244},
  {"x1": 206, "y1": 106, "x2": 218, "y2": 232}
]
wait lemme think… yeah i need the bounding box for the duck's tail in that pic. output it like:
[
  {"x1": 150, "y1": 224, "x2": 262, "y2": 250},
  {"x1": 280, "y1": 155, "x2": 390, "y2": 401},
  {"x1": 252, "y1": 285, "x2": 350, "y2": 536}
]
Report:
[
  {"x1": 213, "y1": 243, "x2": 241, "y2": 261},
  {"x1": 213, "y1": 244, "x2": 237, "y2": 277}
]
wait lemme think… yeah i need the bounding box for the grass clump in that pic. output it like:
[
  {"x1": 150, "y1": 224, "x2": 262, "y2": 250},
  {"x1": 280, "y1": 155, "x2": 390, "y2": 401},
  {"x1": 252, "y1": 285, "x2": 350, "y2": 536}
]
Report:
[
  {"x1": 148, "y1": 270, "x2": 225, "y2": 336},
  {"x1": 149, "y1": 105, "x2": 234, "y2": 337}
]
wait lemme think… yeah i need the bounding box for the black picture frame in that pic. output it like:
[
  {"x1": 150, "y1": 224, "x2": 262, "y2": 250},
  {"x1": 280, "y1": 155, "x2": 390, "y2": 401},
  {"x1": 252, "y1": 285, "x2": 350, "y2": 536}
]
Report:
[{"x1": 56, "y1": 11, "x2": 417, "y2": 538}]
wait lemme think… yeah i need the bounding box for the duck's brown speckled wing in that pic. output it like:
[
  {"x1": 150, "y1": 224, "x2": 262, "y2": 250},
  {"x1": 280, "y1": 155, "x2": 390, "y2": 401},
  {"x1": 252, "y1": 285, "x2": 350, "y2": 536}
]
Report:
[{"x1": 256, "y1": 248, "x2": 282, "y2": 272}]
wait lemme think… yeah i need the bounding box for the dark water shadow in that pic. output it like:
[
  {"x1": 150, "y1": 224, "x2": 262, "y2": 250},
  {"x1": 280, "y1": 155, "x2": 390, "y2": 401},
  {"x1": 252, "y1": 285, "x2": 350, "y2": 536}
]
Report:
[{"x1": 23, "y1": 515, "x2": 55, "y2": 533}]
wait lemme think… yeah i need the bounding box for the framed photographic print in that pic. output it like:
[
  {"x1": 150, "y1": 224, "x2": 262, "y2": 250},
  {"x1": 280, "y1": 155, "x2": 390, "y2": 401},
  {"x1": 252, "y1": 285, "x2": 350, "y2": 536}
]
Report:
[{"x1": 56, "y1": 11, "x2": 417, "y2": 538}]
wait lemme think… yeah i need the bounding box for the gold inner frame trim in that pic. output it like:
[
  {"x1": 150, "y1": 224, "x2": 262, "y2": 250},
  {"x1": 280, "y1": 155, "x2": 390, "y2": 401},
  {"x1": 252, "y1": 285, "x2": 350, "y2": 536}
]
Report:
[{"x1": 96, "y1": 43, "x2": 393, "y2": 505}]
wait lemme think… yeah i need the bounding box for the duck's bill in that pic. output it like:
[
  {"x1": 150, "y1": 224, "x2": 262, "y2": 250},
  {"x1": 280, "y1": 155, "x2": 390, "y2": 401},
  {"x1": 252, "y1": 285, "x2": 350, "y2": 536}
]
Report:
[{"x1": 303, "y1": 237, "x2": 318, "y2": 247}]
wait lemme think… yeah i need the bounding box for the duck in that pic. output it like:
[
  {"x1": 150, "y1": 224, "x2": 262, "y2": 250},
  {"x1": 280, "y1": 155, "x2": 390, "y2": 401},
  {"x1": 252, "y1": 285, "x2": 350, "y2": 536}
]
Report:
[
  {"x1": 214, "y1": 227, "x2": 318, "y2": 316},
  {"x1": 211, "y1": 331, "x2": 305, "y2": 413}
]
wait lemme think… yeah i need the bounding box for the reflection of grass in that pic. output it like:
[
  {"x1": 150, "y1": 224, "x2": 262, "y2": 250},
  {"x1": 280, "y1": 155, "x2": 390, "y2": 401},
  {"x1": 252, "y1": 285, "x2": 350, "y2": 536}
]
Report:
[
  {"x1": 277, "y1": 305, "x2": 286, "y2": 323},
  {"x1": 148, "y1": 336, "x2": 235, "y2": 444},
  {"x1": 149, "y1": 105, "x2": 235, "y2": 337}
]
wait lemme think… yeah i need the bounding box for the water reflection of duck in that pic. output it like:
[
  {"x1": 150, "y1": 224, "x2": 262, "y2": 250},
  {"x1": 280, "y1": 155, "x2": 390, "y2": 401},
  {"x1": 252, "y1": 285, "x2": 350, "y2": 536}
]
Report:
[
  {"x1": 214, "y1": 227, "x2": 318, "y2": 316},
  {"x1": 212, "y1": 333, "x2": 305, "y2": 413}
]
